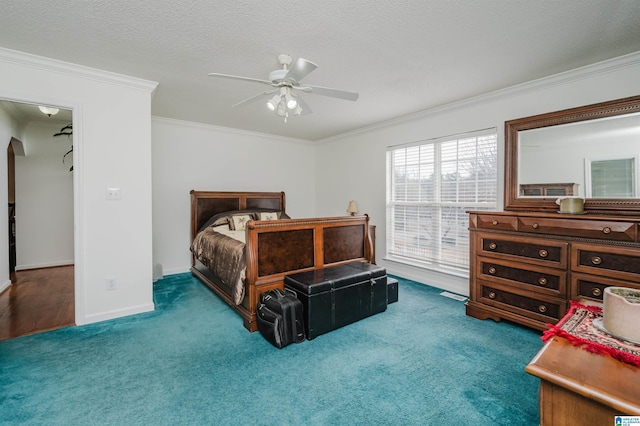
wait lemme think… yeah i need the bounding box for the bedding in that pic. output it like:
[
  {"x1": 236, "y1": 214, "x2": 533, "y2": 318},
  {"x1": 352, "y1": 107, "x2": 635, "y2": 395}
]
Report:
[
  {"x1": 211, "y1": 224, "x2": 245, "y2": 242},
  {"x1": 191, "y1": 226, "x2": 246, "y2": 304},
  {"x1": 258, "y1": 211, "x2": 278, "y2": 221},
  {"x1": 198, "y1": 209, "x2": 290, "y2": 232},
  {"x1": 190, "y1": 208, "x2": 287, "y2": 305},
  {"x1": 229, "y1": 214, "x2": 253, "y2": 231}
]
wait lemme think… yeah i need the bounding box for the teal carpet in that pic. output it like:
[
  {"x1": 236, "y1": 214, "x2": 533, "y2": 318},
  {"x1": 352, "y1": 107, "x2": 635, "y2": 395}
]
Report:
[{"x1": 0, "y1": 274, "x2": 542, "y2": 425}]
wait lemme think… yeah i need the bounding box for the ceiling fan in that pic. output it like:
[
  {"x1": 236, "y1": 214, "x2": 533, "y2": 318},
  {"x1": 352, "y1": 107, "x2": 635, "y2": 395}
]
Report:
[{"x1": 208, "y1": 54, "x2": 359, "y2": 122}]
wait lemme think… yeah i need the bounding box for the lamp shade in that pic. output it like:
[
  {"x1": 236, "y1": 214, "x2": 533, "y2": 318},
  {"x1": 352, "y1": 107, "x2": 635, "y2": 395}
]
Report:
[{"x1": 346, "y1": 200, "x2": 359, "y2": 215}]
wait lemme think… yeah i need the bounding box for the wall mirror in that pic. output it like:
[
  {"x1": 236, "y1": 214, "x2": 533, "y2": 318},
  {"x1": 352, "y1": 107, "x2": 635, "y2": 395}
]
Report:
[{"x1": 504, "y1": 95, "x2": 640, "y2": 214}]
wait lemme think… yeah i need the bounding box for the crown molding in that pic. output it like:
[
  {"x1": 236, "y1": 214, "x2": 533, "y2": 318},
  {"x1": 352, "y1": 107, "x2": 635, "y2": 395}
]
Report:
[
  {"x1": 0, "y1": 99, "x2": 21, "y2": 121},
  {"x1": 318, "y1": 50, "x2": 640, "y2": 144},
  {"x1": 0, "y1": 47, "x2": 158, "y2": 94}
]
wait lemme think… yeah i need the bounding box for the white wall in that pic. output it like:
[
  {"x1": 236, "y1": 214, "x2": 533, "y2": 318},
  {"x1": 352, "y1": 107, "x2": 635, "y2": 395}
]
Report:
[
  {"x1": 0, "y1": 47, "x2": 158, "y2": 324},
  {"x1": 15, "y1": 122, "x2": 74, "y2": 269},
  {"x1": 151, "y1": 118, "x2": 317, "y2": 275},
  {"x1": 315, "y1": 52, "x2": 640, "y2": 296}
]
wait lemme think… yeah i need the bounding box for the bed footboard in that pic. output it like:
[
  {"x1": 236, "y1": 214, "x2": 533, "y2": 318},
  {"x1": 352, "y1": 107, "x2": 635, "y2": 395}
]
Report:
[{"x1": 241, "y1": 215, "x2": 373, "y2": 331}]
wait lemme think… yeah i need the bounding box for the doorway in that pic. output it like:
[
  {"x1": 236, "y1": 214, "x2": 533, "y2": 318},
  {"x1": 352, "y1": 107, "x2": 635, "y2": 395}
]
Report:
[
  {"x1": 0, "y1": 100, "x2": 75, "y2": 339},
  {"x1": 8, "y1": 140, "x2": 16, "y2": 283}
]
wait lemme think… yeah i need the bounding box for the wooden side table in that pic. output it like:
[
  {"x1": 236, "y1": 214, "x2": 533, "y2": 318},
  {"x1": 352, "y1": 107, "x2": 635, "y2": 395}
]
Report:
[{"x1": 525, "y1": 337, "x2": 640, "y2": 425}]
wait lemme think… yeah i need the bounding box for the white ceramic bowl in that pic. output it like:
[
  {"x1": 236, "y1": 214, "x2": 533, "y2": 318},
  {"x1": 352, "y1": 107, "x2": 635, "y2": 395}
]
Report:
[{"x1": 602, "y1": 286, "x2": 640, "y2": 343}]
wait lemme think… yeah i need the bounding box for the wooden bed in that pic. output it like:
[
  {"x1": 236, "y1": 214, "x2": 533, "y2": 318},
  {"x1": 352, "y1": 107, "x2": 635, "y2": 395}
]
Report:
[{"x1": 190, "y1": 190, "x2": 374, "y2": 332}]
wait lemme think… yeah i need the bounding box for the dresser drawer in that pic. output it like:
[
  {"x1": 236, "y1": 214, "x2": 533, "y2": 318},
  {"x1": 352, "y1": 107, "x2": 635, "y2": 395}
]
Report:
[
  {"x1": 477, "y1": 232, "x2": 568, "y2": 268},
  {"x1": 468, "y1": 211, "x2": 640, "y2": 332},
  {"x1": 477, "y1": 257, "x2": 566, "y2": 297},
  {"x1": 571, "y1": 272, "x2": 640, "y2": 303},
  {"x1": 478, "y1": 280, "x2": 566, "y2": 323},
  {"x1": 518, "y1": 217, "x2": 636, "y2": 242},
  {"x1": 572, "y1": 243, "x2": 640, "y2": 283},
  {"x1": 476, "y1": 214, "x2": 517, "y2": 231}
]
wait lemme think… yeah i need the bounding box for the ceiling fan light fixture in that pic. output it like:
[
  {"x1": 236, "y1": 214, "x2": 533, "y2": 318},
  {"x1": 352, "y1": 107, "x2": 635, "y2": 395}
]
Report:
[
  {"x1": 38, "y1": 106, "x2": 59, "y2": 117},
  {"x1": 266, "y1": 94, "x2": 280, "y2": 111},
  {"x1": 285, "y1": 93, "x2": 298, "y2": 110},
  {"x1": 292, "y1": 105, "x2": 303, "y2": 116}
]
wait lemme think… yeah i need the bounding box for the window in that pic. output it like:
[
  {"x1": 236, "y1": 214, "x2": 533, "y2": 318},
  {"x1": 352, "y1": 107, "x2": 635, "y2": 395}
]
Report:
[
  {"x1": 585, "y1": 156, "x2": 638, "y2": 198},
  {"x1": 386, "y1": 129, "x2": 498, "y2": 274}
]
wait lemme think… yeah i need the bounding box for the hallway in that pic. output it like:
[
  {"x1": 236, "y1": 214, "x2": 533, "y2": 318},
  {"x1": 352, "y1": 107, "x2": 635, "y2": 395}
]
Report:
[{"x1": 0, "y1": 265, "x2": 74, "y2": 341}]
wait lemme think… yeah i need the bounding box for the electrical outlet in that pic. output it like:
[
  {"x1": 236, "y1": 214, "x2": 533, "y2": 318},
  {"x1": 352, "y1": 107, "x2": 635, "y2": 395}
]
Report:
[
  {"x1": 106, "y1": 277, "x2": 117, "y2": 291},
  {"x1": 106, "y1": 188, "x2": 121, "y2": 200}
]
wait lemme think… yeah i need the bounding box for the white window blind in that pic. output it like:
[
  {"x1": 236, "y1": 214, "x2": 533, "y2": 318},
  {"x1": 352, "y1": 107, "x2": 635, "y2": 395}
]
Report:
[
  {"x1": 386, "y1": 129, "x2": 498, "y2": 274},
  {"x1": 588, "y1": 157, "x2": 637, "y2": 197}
]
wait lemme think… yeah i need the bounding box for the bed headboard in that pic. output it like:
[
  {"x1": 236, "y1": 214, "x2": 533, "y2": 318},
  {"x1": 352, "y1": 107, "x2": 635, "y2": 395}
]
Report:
[{"x1": 190, "y1": 190, "x2": 286, "y2": 239}]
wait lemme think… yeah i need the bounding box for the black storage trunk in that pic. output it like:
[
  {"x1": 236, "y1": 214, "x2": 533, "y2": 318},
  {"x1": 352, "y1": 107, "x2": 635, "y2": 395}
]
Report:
[
  {"x1": 387, "y1": 277, "x2": 399, "y2": 304},
  {"x1": 284, "y1": 262, "x2": 387, "y2": 339}
]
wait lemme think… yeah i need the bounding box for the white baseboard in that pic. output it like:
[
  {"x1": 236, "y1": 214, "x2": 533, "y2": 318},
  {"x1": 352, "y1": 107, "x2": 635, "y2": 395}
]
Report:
[
  {"x1": 382, "y1": 259, "x2": 469, "y2": 297},
  {"x1": 15, "y1": 260, "x2": 74, "y2": 271},
  {"x1": 161, "y1": 266, "x2": 191, "y2": 277},
  {"x1": 0, "y1": 279, "x2": 11, "y2": 294},
  {"x1": 81, "y1": 302, "x2": 155, "y2": 325}
]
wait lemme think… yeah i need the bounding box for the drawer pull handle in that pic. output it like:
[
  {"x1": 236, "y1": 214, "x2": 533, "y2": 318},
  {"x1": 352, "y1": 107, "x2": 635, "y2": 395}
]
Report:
[
  {"x1": 538, "y1": 277, "x2": 548, "y2": 286},
  {"x1": 591, "y1": 256, "x2": 602, "y2": 265},
  {"x1": 492, "y1": 220, "x2": 498, "y2": 226},
  {"x1": 532, "y1": 223, "x2": 539, "y2": 229},
  {"x1": 538, "y1": 249, "x2": 548, "y2": 258},
  {"x1": 488, "y1": 267, "x2": 496, "y2": 275},
  {"x1": 602, "y1": 227, "x2": 611, "y2": 234},
  {"x1": 488, "y1": 242, "x2": 497, "y2": 250},
  {"x1": 592, "y1": 288, "x2": 602, "y2": 297},
  {"x1": 488, "y1": 291, "x2": 496, "y2": 299},
  {"x1": 538, "y1": 305, "x2": 547, "y2": 313}
]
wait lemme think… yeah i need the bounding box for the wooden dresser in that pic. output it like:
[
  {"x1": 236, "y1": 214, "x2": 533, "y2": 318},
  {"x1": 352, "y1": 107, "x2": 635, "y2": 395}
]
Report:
[{"x1": 466, "y1": 210, "x2": 640, "y2": 331}]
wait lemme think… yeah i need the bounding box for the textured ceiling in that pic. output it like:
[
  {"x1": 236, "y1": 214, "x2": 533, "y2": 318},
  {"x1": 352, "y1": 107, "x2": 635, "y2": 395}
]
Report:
[{"x1": 2, "y1": 0, "x2": 640, "y2": 141}]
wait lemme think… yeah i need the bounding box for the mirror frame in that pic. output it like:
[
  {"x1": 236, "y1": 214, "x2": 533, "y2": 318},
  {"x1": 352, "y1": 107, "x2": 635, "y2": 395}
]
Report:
[{"x1": 504, "y1": 95, "x2": 640, "y2": 214}]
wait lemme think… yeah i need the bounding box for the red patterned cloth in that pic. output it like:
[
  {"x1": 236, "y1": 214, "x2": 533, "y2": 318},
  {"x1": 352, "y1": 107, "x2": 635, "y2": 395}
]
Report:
[{"x1": 542, "y1": 300, "x2": 640, "y2": 368}]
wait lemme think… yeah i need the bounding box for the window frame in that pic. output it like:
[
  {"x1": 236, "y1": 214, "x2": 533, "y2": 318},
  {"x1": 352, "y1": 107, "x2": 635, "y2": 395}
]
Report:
[
  {"x1": 385, "y1": 128, "x2": 498, "y2": 275},
  {"x1": 584, "y1": 155, "x2": 639, "y2": 198}
]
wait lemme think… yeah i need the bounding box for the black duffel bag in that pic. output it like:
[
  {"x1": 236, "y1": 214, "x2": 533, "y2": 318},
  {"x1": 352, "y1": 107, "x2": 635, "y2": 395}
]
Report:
[{"x1": 257, "y1": 288, "x2": 305, "y2": 348}]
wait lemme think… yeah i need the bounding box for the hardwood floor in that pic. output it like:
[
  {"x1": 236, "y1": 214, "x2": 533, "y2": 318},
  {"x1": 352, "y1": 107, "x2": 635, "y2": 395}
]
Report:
[{"x1": 0, "y1": 265, "x2": 74, "y2": 341}]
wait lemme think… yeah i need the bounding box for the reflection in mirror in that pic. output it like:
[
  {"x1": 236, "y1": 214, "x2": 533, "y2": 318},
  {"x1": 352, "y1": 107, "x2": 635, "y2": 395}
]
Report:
[
  {"x1": 586, "y1": 156, "x2": 638, "y2": 197},
  {"x1": 518, "y1": 112, "x2": 640, "y2": 198},
  {"x1": 504, "y1": 95, "x2": 640, "y2": 213}
]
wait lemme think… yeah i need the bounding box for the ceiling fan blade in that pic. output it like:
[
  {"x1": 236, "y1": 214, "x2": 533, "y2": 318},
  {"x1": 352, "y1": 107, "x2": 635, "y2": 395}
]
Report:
[
  {"x1": 301, "y1": 84, "x2": 359, "y2": 101},
  {"x1": 208, "y1": 72, "x2": 273, "y2": 86},
  {"x1": 294, "y1": 95, "x2": 313, "y2": 115},
  {"x1": 232, "y1": 90, "x2": 277, "y2": 108},
  {"x1": 284, "y1": 58, "x2": 318, "y2": 84}
]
